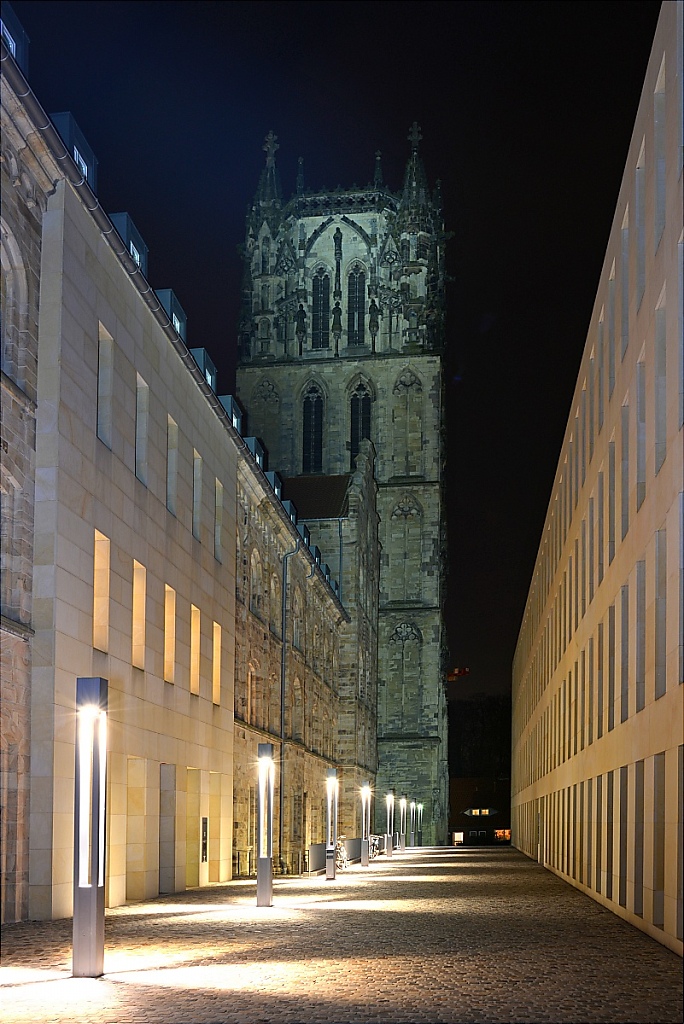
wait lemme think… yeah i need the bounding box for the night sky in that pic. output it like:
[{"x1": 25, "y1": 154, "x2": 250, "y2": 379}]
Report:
[{"x1": 13, "y1": 0, "x2": 662, "y2": 699}]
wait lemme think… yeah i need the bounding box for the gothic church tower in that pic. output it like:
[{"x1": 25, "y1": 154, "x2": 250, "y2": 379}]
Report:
[{"x1": 235, "y1": 126, "x2": 449, "y2": 843}]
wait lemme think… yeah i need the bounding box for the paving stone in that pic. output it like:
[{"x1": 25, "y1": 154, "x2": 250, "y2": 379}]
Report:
[{"x1": 0, "y1": 848, "x2": 681, "y2": 1023}]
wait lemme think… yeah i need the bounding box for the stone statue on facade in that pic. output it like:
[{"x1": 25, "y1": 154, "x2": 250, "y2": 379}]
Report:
[
  {"x1": 295, "y1": 303, "x2": 307, "y2": 355},
  {"x1": 331, "y1": 300, "x2": 343, "y2": 357}
]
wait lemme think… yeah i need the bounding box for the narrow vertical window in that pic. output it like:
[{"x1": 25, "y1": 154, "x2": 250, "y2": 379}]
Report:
[
  {"x1": 597, "y1": 621, "x2": 604, "y2": 740},
  {"x1": 608, "y1": 441, "x2": 616, "y2": 565},
  {"x1": 621, "y1": 401, "x2": 629, "y2": 541},
  {"x1": 166, "y1": 415, "x2": 178, "y2": 515},
  {"x1": 655, "y1": 529, "x2": 667, "y2": 699},
  {"x1": 581, "y1": 388, "x2": 587, "y2": 484},
  {"x1": 654, "y1": 57, "x2": 666, "y2": 247},
  {"x1": 607, "y1": 603, "x2": 615, "y2": 732},
  {"x1": 192, "y1": 449, "x2": 202, "y2": 541},
  {"x1": 588, "y1": 635, "x2": 594, "y2": 745},
  {"x1": 581, "y1": 519, "x2": 587, "y2": 618},
  {"x1": 597, "y1": 471, "x2": 605, "y2": 585},
  {"x1": 212, "y1": 621, "x2": 221, "y2": 705},
  {"x1": 135, "y1": 373, "x2": 149, "y2": 485},
  {"x1": 634, "y1": 759, "x2": 644, "y2": 916},
  {"x1": 597, "y1": 314, "x2": 605, "y2": 431},
  {"x1": 620, "y1": 584, "x2": 629, "y2": 723},
  {"x1": 618, "y1": 766, "x2": 628, "y2": 907},
  {"x1": 97, "y1": 323, "x2": 113, "y2": 448},
  {"x1": 302, "y1": 382, "x2": 323, "y2": 473},
  {"x1": 608, "y1": 269, "x2": 616, "y2": 397},
  {"x1": 132, "y1": 559, "x2": 146, "y2": 669},
  {"x1": 588, "y1": 497, "x2": 595, "y2": 604},
  {"x1": 93, "y1": 529, "x2": 110, "y2": 652},
  {"x1": 620, "y1": 208, "x2": 629, "y2": 360},
  {"x1": 214, "y1": 478, "x2": 223, "y2": 562},
  {"x1": 636, "y1": 355, "x2": 646, "y2": 510},
  {"x1": 164, "y1": 584, "x2": 176, "y2": 683},
  {"x1": 350, "y1": 380, "x2": 372, "y2": 469},
  {"x1": 190, "y1": 603, "x2": 200, "y2": 695},
  {"x1": 312, "y1": 269, "x2": 330, "y2": 349},
  {"x1": 347, "y1": 265, "x2": 366, "y2": 346},
  {"x1": 652, "y1": 752, "x2": 665, "y2": 927},
  {"x1": 654, "y1": 292, "x2": 667, "y2": 474},
  {"x1": 636, "y1": 560, "x2": 645, "y2": 712},
  {"x1": 588, "y1": 356, "x2": 595, "y2": 461},
  {"x1": 635, "y1": 140, "x2": 646, "y2": 307},
  {"x1": 573, "y1": 415, "x2": 579, "y2": 507}
]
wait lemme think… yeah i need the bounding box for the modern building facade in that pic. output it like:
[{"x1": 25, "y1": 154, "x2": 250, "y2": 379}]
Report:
[
  {"x1": 235, "y1": 132, "x2": 450, "y2": 843},
  {"x1": 0, "y1": 22, "x2": 357, "y2": 923},
  {"x1": 511, "y1": 1, "x2": 683, "y2": 955}
]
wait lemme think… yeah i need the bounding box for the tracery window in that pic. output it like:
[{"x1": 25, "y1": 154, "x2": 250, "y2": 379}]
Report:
[
  {"x1": 312, "y1": 268, "x2": 330, "y2": 349},
  {"x1": 302, "y1": 381, "x2": 323, "y2": 473},
  {"x1": 347, "y1": 265, "x2": 366, "y2": 346},
  {"x1": 350, "y1": 379, "x2": 372, "y2": 469}
]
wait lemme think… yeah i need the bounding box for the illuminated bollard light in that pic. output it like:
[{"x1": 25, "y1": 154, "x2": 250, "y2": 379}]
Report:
[
  {"x1": 399, "y1": 795, "x2": 407, "y2": 852},
  {"x1": 257, "y1": 743, "x2": 275, "y2": 907},
  {"x1": 73, "y1": 677, "x2": 108, "y2": 978},
  {"x1": 361, "y1": 782, "x2": 371, "y2": 866},
  {"x1": 409, "y1": 799, "x2": 416, "y2": 848},
  {"x1": 385, "y1": 791, "x2": 394, "y2": 858},
  {"x1": 326, "y1": 768, "x2": 338, "y2": 880},
  {"x1": 417, "y1": 802, "x2": 424, "y2": 846}
]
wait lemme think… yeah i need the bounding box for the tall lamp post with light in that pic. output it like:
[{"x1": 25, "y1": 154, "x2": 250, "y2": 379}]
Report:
[
  {"x1": 73, "y1": 676, "x2": 108, "y2": 978},
  {"x1": 399, "y1": 796, "x2": 407, "y2": 852},
  {"x1": 326, "y1": 768, "x2": 338, "y2": 880},
  {"x1": 417, "y1": 802, "x2": 424, "y2": 846},
  {"x1": 257, "y1": 743, "x2": 275, "y2": 907},
  {"x1": 385, "y1": 791, "x2": 394, "y2": 858},
  {"x1": 409, "y1": 800, "x2": 416, "y2": 847},
  {"x1": 361, "y1": 782, "x2": 371, "y2": 866}
]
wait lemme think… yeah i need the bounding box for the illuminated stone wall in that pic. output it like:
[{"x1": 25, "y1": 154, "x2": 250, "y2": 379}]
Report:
[{"x1": 0, "y1": 68, "x2": 55, "y2": 924}]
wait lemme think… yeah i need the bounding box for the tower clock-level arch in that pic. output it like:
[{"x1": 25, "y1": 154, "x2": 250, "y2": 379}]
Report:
[
  {"x1": 301, "y1": 378, "x2": 325, "y2": 474},
  {"x1": 346, "y1": 261, "x2": 367, "y2": 347},
  {"x1": 311, "y1": 265, "x2": 331, "y2": 350},
  {"x1": 348, "y1": 374, "x2": 375, "y2": 470}
]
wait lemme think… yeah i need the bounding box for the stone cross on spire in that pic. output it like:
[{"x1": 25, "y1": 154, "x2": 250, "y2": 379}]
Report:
[
  {"x1": 263, "y1": 130, "x2": 279, "y2": 168},
  {"x1": 408, "y1": 122, "x2": 422, "y2": 151}
]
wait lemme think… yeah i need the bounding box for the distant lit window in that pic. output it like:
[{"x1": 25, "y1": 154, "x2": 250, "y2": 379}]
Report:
[
  {"x1": 205, "y1": 368, "x2": 212, "y2": 386},
  {"x1": 172, "y1": 313, "x2": 181, "y2": 334},
  {"x1": 73, "y1": 146, "x2": 88, "y2": 180},
  {"x1": 1, "y1": 22, "x2": 16, "y2": 56},
  {"x1": 129, "y1": 241, "x2": 141, "y2": 267}
]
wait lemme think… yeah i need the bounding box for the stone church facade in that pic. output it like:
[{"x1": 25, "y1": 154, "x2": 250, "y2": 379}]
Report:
[{"x1": 235, "y1": 129, "x2": 449, "y2": 843}]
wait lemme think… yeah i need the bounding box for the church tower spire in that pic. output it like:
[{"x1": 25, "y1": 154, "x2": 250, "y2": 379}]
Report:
[{"x1": 398, "y1": 122, "x2": 431, "y2": 228}]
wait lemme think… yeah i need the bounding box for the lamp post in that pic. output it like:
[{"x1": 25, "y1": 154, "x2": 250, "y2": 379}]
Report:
[
  {"x1": 417, "y1": 802, "x2": 424, "y2": 846},
  {"x1": 399, "y1": 795, "x2": 407, "y2": 852},
  {"x1": 257, "y1": 743, "x2": 275, "y2": 907},
  {"x1": 73, "y1": 677, "x2": 108, "y2": 978},
  {"x1": 409, "y1": 799, "x2": 416, "y2": 848},
  {"x1": 361, "y1": 782, "x2": 371, "y2": 866},
  {"x1": 385, "y1": 791, "x2": 394, "y2": 857},
  {"x1": 326, "y1": 768, "x2": 338, "y2": 880}
]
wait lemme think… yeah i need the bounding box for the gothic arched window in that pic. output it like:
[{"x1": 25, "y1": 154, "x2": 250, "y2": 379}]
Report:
[
  {"x1": 302, "y1": 381, "x2": 323, "y2": 473},
  {"x1": 350, "y1": 379, "x2": 372, "y2": 469},
  {"x1": 250, "y1": 550, "x2": 263, "y2": 617},
  {"x1": 312, "y1": 269, "x2": 330, "y2": 349},
  {"x1": 347, "y1": 265, "x2": 366, "y2": 346},
  {"x1": 261, "y1": 236, "x2": 270, "y2": 275}
]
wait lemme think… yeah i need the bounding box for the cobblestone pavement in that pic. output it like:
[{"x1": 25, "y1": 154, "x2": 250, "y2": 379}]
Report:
[{"x1": 1, "y1": 847, "x2": 682, "y2": 1024}]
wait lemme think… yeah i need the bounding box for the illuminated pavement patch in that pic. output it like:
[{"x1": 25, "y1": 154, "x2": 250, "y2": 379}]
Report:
[{"x1": 1, "y1": 847, "x2": 681, "y2": 1023}]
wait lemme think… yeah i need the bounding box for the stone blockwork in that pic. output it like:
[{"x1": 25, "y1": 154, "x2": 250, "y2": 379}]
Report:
[
  {"x1": 235, "y1": 132, "x2": 449, "y2": 843},
  {"x1": 233, "y1": 450, "x2": 347, "y2": 874},
  {"x1": 0, "y1": 61, "x2": 55, "y2": 925}
]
